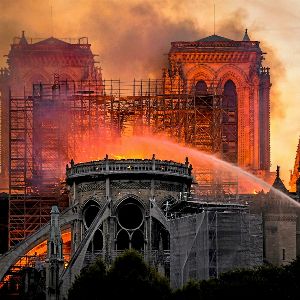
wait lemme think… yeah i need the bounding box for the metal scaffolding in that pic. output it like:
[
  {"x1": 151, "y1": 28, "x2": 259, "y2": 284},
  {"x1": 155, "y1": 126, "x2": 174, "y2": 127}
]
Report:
[
  {"x1": 169, "y1": 202, "x2": 262, "y2": 289},
  {"x1": 8, "y1": 77, "x2": 238, "y2": 247}
]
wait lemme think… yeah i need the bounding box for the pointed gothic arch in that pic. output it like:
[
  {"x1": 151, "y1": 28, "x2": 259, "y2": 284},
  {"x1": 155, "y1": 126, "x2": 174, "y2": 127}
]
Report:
[
  {"x1": 222, "y1": 80, "x2": 238, "y2": 163},
  {"x1": 195, "y1": 80, "x2": 208, "y2": 95}
]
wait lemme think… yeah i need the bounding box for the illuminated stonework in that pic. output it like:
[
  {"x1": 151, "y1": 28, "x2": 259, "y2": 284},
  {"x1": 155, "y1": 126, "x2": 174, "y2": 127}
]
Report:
[
  {"x1": 66, "y1": 156, "x2": 192, "y2": 261},
  {"x1": 7, "y1": 31, "x2": 101, "y2": 94},
  {"x1": 0, "y1": 157, "x2": 267, "y2": 297},
  {"x1": 0, "y1": 31, "x2": 102, "y2": 192},
  {"x1": 163, "y1": 32, "x2": 271, "y2": 180}
]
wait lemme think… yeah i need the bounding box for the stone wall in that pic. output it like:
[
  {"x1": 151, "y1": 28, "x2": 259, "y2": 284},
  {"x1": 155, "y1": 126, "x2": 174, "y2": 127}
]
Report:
[{"x1": 264, "y1": 213, "x2": 297, "y2": 265}]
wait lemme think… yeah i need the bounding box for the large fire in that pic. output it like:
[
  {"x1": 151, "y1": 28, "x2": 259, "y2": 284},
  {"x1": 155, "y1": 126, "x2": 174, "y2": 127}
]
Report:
[
  {"x1": 74, "y1": 133, "x2": 188, "y2": 164},
  {"x1": 0, "y1": 230, "x2": 71, "y2": 289},
  {"x1": 71, "y1": 133, "x2": 274, "y2": 195},
  {"x1": 13, "y1": 230, "x2": 71, "y2": 268}
]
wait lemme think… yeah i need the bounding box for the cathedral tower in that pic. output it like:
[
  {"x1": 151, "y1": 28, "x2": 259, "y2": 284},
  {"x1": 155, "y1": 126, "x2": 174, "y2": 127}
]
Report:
[
  {"x1": 164, "y1": 30, "x2": 271, "y2": 180},
  {"x1": 0, "y1": 31, "x2": 102, "y2": 191}
]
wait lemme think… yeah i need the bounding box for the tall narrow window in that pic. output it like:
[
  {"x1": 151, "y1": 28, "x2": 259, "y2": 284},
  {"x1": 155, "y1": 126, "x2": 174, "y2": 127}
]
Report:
[
  {"x1": 131, "y1": 230, "x2": 144, "y2": 251},
  {"x1": 51, "y1": 241, "x2": 55, "y2": 255},
  {"x1": 195, "y1": 80, "x2": 210, "y2": 107},
  {"x1": 282, "y1": 248, "x2": 286, "y2": 261},
  {"x1": 222, "y1": 80, "x2": 238, "y2": 163},
  {"x1": 116, "y1": 230, "x2": 130, "y2": 250},
  {"x1": 223, "y1": 80, "x2": 237, "y2": 109},
  {"x1": 93, "y1": 229, "x2": 103, "y2": 252},
  {"x1": 195, "y1": 80, "x2": 208, "y2": 95}
]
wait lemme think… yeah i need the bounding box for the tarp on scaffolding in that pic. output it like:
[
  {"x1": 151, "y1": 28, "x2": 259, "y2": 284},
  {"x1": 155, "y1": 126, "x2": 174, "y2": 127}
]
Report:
[
  {"x1": 169, "y1": 207, "x2": 263, "y2": 289},
  {"x1": 170, "y1": 212, "x2": 208, "y2": 289}
]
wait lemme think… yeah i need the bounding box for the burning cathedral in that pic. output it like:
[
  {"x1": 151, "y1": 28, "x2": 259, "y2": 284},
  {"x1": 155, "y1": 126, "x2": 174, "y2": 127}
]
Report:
[{"x1": 0, "y1": 30, "x2": 299, "y2": 299}]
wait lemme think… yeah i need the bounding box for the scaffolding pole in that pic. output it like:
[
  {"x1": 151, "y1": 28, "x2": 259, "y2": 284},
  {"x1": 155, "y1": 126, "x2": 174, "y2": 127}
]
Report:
[{"x1": 8, "y1": 78, "x2": 239, "y2": 247}]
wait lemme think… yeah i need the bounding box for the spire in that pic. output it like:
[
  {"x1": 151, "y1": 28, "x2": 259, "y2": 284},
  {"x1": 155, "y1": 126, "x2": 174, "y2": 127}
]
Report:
[
  {"x1": 46, "y1": 206, "x2": 64, "y2": 300},
  {"x1": 48, "y1": 205, "x2": 63, "y2": 260},
  {"x1": 243, "y1": 28, "x2": 250, "y2": 41},
  {"x1": 19, "y1": 30, "x2": 28, "y2": 46},
  {"x1": 296, "y1": 156, "x2": 300, "y2": 200},
  {"x1": 298, "y1": 137, "x2": 300, "y2": 173},
  {"x1": 289, "y1": 136, "x2": 300, "y2": 192},
  {"x1": 276, "y1": 165, "x2": 280, "y2": 178},
  {"x1": 272, "y1": 165, "x2": 288, "y2": 194}
]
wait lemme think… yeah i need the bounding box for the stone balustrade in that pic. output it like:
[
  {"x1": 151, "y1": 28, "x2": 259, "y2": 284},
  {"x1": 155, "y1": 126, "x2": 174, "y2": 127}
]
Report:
[{"x1": 66, "y1": 156, "x2": 192, "y2": 178}]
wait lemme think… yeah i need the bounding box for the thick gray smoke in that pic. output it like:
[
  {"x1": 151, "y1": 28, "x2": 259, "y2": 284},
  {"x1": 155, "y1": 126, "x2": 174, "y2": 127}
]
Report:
[
  {"x1": 0, "y1": 0, "x2": 285, "y2": 117},
  {"x1": 77, "y1": 1, "x2": 202, "y2": 79}
]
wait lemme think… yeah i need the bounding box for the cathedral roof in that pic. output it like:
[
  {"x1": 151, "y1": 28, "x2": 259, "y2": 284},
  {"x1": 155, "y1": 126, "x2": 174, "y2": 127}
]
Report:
[
  {"x1": 243, "y1": 29, "x2": 251, "y2": 41},
  {"x1": 196, "y1": 30, "x2": 252, "y2": 43},
  {"x1": 272, "y1": 166, "x2": 289, "y2": 194},
  {"x1": 272, "y1": 176, "x2": 288, "y2": 193},
  {"x1": 196, "y1": 34, "x2": 234, "y2": 42},
  {"x1": 33, "y1": 37, "x2": 70, "y2": 46}
]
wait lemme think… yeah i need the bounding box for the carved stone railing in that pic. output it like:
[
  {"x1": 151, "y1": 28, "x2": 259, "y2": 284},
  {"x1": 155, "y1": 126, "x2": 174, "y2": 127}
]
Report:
[
  {"x1": 170, "y1": 40, "x2": 260, "y2": 49},
  {"x1": 66, "y1": 157, "x2": 193, "y2": 179}
]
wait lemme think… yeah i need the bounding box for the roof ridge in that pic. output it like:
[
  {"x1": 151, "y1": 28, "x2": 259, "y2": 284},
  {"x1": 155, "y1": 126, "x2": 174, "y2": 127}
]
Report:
[
  {"x1": 196, "y1": 34, "x2": 234, "y2": 42},
  {"x1": 33, "y1": 37, "x2": 70, "y2": 45}
]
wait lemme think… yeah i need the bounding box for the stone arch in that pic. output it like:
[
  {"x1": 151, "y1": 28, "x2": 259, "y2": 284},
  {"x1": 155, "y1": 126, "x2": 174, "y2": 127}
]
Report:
[
  {"x1": 185, "y1": 64, "x2": 216, "y2": 81},
  {"x1": 115, "y1": 197, "x2": 146, "y2": 251},
  {"x1": 190, "y1": 72, "x2": 212, "y2": 85},
  {"x1": 215, "y1": 64, "x2": 249, "y2": 90},
  {"x1": 114, "y1": 193, "x2": 146, "y2": 213},
  {"x1": 81, "y1": 196, "x2": 103, "y2": 210},
  {"x1": 223, "y1": 80, "x2": 238, "y2": 108},
  {"x1": 82, "y1": 199, "x2": 100, "y2": 229},
  {"x1": 185, "y1": 64, "x2": 216, "y2": 92},
  {"x1": 116, "y1": 197, "x2": 145, "y2": 230},
  {"x1": 60, "y1": 203, "x2": 110, "y2": 291},
  {"x1": 0, "y1": 206, "x2": 78, "y2": 282},
  {"x1": 221, "y1": 80, "x2": 238, "y2": 163},
  {"x1": 195, "y1": 80, "x2": 208, "y2": 94},
  {"x1": 116, "y1": 229, "x2": 130, "y2": 250}
]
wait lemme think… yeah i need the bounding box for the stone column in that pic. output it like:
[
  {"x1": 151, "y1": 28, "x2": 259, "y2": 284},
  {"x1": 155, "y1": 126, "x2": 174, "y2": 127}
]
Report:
[{"x1": 45, "y1": 206, "x2": 64, "y2": 300}]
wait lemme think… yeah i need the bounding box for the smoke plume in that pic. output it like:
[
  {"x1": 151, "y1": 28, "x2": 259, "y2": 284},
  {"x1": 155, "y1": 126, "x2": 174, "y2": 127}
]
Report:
[{"x1": 0, "y1": 0, "x2": 293, "y2": 184}]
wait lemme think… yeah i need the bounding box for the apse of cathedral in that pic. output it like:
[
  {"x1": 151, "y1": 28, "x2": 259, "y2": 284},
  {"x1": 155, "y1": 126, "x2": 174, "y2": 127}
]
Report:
[{"x1": 163, "y1": 30, "x2": 271, "y2": 181}]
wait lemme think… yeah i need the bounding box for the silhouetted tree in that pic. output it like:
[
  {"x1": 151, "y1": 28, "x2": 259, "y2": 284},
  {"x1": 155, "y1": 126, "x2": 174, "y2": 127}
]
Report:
[
  {"x1": 68, "y1": 259, "x2": 107, "y2": 300},
  {"x1": 108, "y1": 250, "x2": 170, "y2": 300},
  {"x1": 172, "y1": 257, "x2": 300, "y2": 300},
  {"x1": 68, "y1": 250, "x2": 170, "y2": 300}
]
